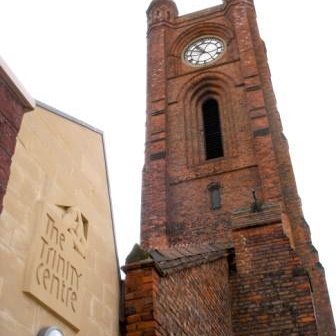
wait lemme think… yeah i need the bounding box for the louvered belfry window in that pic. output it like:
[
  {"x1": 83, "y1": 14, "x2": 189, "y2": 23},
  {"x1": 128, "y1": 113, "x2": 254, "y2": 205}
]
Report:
[{"x1": 202, "y1": 98, "x2": 224, "y2": 160}]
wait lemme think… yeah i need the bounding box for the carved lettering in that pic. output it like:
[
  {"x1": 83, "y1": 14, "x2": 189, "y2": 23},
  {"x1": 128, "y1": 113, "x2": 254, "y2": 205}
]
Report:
[
  {"x1": 46, "y1": 246, "x2": 54, "y2": 265},
  {"x1": 40, "y1": 237, "x2": 48, "y2": 259},
  {"x1": 66, "y1": 260, "x2": 70, "y2": 280},
  {"x1": 50, "y1": 274, "x2": 60, "y2": 299},
  {"x1": 59, "y1": 233, "x2": 65, "y2": 251},
  {"x1": 26, "y1": 204, "x2": 88, "y2": 327},
  {"x1": 71, "y1": 291, "x2": 78, "y2": 313},
  {"x1": 36, "y1": 243, "x2": 79, "y2": 311},
  {"x1": 51, "y1": 248, "x2": 57, "y2": 269},
  {"x1": 45, "y1": 215, "x2": 53, "y2": 236},
  {"x1": 61, "y1": 280, "x2": 66, "y2": 303},
  {"x1": 36, "y1": 262, "x2": 43, "y2": 285},
  {"x1": 66, "y1": 286, "x2": 73, "y2": 308},
  {"x1": 57, "y1": 254, "x2": 65, "y2": 277},
  {"x1": 70, "y1": 265, "x2": 82, "y2": 291},
  {"x1": 42, "y1": 268, "x2": 50, "y2": 291},
  {"x1": 49, "y1": 219, "x2": 59, "y2": 245}
]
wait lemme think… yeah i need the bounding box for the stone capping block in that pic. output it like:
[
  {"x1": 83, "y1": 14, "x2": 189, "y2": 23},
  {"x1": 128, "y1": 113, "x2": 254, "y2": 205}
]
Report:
[
  {"x1": 0, "y1": 56, "x2": 35, "y2": 110},
  {"x1": 122, "y1": 258, "x2": 157, "y2": 274},
  {"x1": 231, "y1": 203, "x2": 282, "y2": 230}
]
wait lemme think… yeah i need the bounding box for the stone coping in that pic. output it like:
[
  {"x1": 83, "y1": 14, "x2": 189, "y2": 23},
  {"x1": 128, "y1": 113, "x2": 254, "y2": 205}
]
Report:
[{"x1": 231, "y1": 203, "x2": 282, "y2": 230}]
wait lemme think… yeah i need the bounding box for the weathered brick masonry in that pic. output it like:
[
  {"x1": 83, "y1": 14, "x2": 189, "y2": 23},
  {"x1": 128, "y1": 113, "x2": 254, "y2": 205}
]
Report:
[
  {"x1": 123, "y1": 244, "x2": 232, "y2": 335},
  {"x1": 0, "y1": 60, "x2": 34, "y2": 213},
  {"x1": 123, "y1": 0, "x2": 335, "y2": 335},
  {"x1": 231, "y1": 207, "x2": 318, "y2": 335}
]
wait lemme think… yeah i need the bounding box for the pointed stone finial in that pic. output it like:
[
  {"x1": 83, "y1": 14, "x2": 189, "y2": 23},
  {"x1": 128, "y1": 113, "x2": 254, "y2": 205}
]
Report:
[
  {"x1": 147, "y1": 0, "x2": 178, "y2": 25},
  {"x1": 125, "y1": 244, "x2": 151, "y2": 264}
]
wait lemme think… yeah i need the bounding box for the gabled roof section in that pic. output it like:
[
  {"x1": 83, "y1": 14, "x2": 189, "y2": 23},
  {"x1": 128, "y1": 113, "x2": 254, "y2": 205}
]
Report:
[{"x1": 149, "y1": 242, "x2": 231, "y2": 276}]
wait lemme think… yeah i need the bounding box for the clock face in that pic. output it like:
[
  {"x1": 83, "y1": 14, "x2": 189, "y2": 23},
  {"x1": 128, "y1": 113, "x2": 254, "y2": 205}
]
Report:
[{"x1": 184, "y1": 37, "x2": 225, "y2": 66}]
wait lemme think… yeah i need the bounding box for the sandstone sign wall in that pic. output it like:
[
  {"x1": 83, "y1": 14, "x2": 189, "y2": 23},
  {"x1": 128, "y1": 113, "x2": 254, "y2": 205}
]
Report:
[{"x1": 0, "y1": 103, "x2": 120, "y2": 335}]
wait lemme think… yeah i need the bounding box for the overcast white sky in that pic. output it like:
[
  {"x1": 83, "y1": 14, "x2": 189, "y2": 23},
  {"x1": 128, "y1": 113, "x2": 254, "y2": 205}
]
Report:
[{"x1": 1, "y1": 0, "x2": 335, "y2": 316}]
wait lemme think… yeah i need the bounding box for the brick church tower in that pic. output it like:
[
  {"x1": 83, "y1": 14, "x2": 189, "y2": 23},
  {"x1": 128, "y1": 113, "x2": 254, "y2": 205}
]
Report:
[{"x1": 123, "y1": 1, "x2": 336, "y2": 335}]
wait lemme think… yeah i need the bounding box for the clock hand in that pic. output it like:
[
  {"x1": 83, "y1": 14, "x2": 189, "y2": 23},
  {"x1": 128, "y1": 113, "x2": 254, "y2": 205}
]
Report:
[{"x1": 194, "y1": 45, "x2": 206, "y2": 53}]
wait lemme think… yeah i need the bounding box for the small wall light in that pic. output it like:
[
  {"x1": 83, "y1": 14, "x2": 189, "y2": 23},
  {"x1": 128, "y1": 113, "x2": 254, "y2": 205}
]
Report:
[{"x1": 37, "y1": 326, "x2": 64, "y2": 336}]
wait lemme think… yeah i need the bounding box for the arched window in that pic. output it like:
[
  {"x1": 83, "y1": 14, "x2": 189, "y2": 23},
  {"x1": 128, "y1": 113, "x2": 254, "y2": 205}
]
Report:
[{"x1": 202, "y1": 98, "x2": 224, "y2": 160}]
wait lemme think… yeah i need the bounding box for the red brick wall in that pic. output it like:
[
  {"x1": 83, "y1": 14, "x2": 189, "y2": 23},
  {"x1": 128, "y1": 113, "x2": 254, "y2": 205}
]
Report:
[
  {"x1": 242, "y1": 2, "x2": 336, "y2": 333},
  {"x1": 139, "y1": 0, "x2": 335, "y2": 334},
  {"x1": 155, "y1": 258, "x2": 231, "y2": 335},
  {"x1": 141, "y1": 0, "x2": 286, "y2": 249},
  {"x1": 123, "y1": 258, "x2": 232, "y2": 336},
  {"x1": 124, "y1": 261, "x2": 159, "y2": 336},
  {"x1": 231, "y1": 222, "x2": 318, "y2": 335},
  {"x1": 0, "y1": 77, "x2": 28, "y2": 213},
  {"x1": 141, "y1": 1, "x2": 268, "y2": 249},
  {"x1": 167, "y1": 167, "x2": 260, "y2": 246}
]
